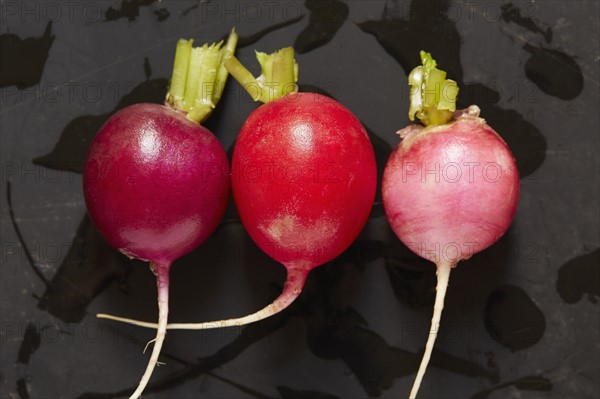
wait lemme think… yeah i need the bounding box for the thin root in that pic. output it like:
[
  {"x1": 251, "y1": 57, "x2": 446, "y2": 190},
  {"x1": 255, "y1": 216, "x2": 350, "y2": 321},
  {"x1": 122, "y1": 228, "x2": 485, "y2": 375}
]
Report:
[
  {"x1": 98, "y1": 268, "x2": 308, "y2": 331},
  {"x1": 143, "y1": 338, "x2": 157, "y2": 354},
  {"x1": 129, "y1": 262, "x2": 170, "y2": 399},
  {"x1": 408, "y1": 261, "x2": 453, "y2": 399}
]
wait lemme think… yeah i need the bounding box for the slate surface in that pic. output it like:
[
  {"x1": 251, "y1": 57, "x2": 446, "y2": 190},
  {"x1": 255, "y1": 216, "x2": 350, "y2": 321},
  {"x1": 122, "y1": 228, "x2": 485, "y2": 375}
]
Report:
[{"x1": 1, "y1": 1, "x2": 598, "y2": 398}]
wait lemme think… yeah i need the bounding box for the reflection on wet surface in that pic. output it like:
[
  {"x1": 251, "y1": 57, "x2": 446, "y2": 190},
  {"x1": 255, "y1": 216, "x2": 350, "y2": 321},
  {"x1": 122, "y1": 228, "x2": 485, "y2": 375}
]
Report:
[
  {"x1": 484, "y1": 284, "x2": 545, "y2": 351},
  {"x1": 557, "y1": 248, "x2": 600, "y2": 305},
  {"x1": 0, "y1": 22, "x2": 54, "y2": 89}
]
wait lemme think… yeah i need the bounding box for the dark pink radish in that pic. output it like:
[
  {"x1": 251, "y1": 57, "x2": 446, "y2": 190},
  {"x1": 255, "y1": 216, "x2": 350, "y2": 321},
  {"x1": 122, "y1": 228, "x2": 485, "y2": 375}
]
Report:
[
  {"x1": 85, "y1": 104, "x2": 229, "y2": 263},
  {"x1": 100, "y1": 47, "x2": 377, "y2": 331},
  {"x1": 382, "y1": 52, "x2": 519, "y2": 398},
  {"x1": 87, "y1": 31, "x2": 237, "y2": 398}
]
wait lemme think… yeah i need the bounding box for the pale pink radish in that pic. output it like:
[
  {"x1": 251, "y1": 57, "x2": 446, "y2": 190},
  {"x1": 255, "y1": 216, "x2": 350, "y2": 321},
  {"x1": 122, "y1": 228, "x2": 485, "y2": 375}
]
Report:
[
  {"x1": 382, "y1": 52, "x2": 519, "y2": 398},
  {"x1": 86, "y1": 31, "x2": 237, "y2": 398}
]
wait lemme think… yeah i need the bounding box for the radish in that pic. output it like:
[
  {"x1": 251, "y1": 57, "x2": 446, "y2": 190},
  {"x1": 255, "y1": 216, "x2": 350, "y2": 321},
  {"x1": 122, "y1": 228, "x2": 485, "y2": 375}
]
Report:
[
  {"x1": 99, "y1": 47, "x2": 377, "y2": 330},
  {"x1": 382, "y1": 51, "x2": 519, "y2": 398},
  {"x1": 84, "y1": 31, "x2": 237, "y2": 398}
]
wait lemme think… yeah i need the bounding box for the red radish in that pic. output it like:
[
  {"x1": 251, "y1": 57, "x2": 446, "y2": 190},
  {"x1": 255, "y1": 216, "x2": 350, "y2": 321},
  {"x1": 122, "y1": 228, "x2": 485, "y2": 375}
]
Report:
[
  {"x1": 382, "y1": 52, "x2": 519, "y2": 398},
  {"x1": 86, "y1": 31, "x2": 237, "y2": 398},
  {"x1": 101, "y1": 47, "x2": 377, "y2": 330}
]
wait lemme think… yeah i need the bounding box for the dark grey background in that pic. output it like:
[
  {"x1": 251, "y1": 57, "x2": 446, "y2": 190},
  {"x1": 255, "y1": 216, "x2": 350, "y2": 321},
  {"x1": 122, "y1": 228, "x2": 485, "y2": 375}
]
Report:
[{"x1": 1, "y1": 1, "x2": 598, "y2": 398}]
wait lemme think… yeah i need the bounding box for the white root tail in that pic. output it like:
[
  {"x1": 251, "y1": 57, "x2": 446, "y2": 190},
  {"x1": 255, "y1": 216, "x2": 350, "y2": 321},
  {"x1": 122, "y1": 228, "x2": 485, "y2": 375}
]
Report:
[
  {"x1": 129, "y1": 262, "x2": 170, "y2": 399},
  {"x1": 98, "y1": 268, "x2": 307, "y2": 330},
  {"x1": 408, "y1": 261, "x2": 453, "y2": 399}
]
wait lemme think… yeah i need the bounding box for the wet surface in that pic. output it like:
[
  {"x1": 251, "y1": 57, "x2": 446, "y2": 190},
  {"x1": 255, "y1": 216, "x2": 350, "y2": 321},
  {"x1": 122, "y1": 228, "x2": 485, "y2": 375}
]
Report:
[
  {"x1": 0, "y1": 22, "x2": 54, "y2": 89},
  {"x1": 236, "y1": 16, "x2": 305, "y2": 49},
  {"x1": 76, "y1": 312, "x2": 293, "y2": 398},
  {"x1": 277, "y1": 386, "x2": 339, "y2": 399},
  {"x1": 357, "y1": 0, "x2": 547, "y2": 178},
  {"x1": 16, "y1": 379, "x2": 30, "y2": 399},
  {"x1": 1, "y1": 1, "x2": 598, "y2": 398},
  {"x1": 105, "y1": 0, "x2": 168, "y2": 23},
  {"x1": 556, "y1": 248, "x2": 600, "y2": 304},
  {"x1": 33, "y1": 63, "x2": 167, "y2": 173},
  {"x1": 484, "y1": 285, "x2": 546, "y2": 351},
  {"x1": 16, "y1": 323, "x2": 41, "y2": 364},
  {"x1": 498, "y1": 1, "x2": 583, "y2": 101},
  {"x1": 74, "y1": 253, "x2": 499, "y2": 398},
  {"x1": 501, "y1": 3, "x2": 553, "y2": 43},
  {"x1": 35, "y1": 215, "x2": 133, "y2": 323},
  {"x1": 294, "y1": 0, "x2": 348, "y2": 54},
  {"x1": 523, "y1": 44, "x2": 583, "y2": 101},
  {"x1": 470, "y1": 375, "x2": 552, "y2": 399}
]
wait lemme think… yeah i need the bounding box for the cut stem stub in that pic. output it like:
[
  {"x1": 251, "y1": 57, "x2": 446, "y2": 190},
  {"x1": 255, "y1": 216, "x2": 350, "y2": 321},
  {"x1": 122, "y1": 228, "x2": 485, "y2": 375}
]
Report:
[
  {"x1": 408, "y1": 51, "x2": 459, "y2": 127},
  {"x1": 224, "y1": 47, "x2": 298, "y2": 103},
  {"x1": 166, "y1": 28, "x2": 238, "y2": 123}
]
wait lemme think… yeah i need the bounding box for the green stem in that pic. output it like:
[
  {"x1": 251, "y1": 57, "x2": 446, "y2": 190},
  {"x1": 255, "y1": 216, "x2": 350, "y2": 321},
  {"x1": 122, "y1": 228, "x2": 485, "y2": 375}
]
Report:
[
  {"x1": 225, "y1": 55, "x2": 264, "y2": 101},
  {"x1": 168, "y1": 39, "x2": 193, "y2": 110},
  {"x1": 182, "y1": 46, "x2": 207, "y2": 114},
  {"x1": 186, "y1": 44, "x2": 220, "y2": 122},
  {"x1": 224, "y1": 47, "x2": 298, "y2": 103},
  {"x1": 213, "y1": 29, "x2": 238, "y2": 105},
  {"x1": 166, "y1": 28, "x2": 238, "y2": 124},
  {"x1": 408, "y1": 51, "x2": 459, "y2": 127}
]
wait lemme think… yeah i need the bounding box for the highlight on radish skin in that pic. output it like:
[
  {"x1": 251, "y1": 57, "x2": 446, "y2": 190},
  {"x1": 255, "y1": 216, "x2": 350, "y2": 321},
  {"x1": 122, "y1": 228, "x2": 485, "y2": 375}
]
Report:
[
  {"x1": 98, "y1": 47, "x2": 377, "y2": 331},
  {"x1": 381, "y1": 51, "x2": 519, "y2": 398},
  {"x1": 84, "y1": 31, "x2": 237, "y2": 398}
]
